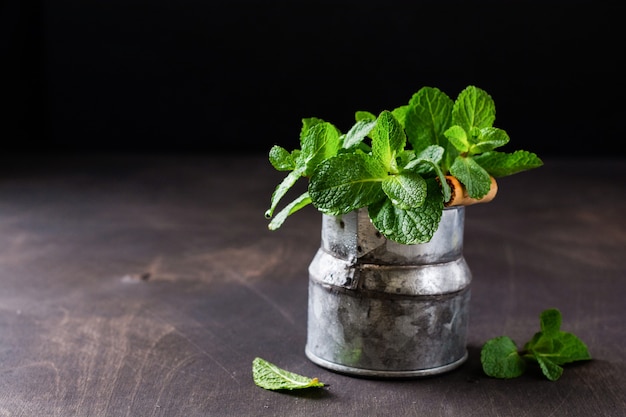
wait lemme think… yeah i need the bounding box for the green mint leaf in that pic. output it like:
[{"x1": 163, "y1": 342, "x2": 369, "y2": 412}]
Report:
[
  {"x1": 403, "y1": 145, "x2": 443, "y2": 172},
  {"x1": 524, "y1": 331, "x2": 554, "y2": 354},
  {"x1": 535, "y1": 355, "x2": 564, "y2": 381},
  {"x1": 355, "y1": 110, "x2": 376, "y2": 122},
  {"x1": 309, "y1": 153, "x2": 387, "y2": 215},
  {"x1": 396, "y1": 149, "x2": 417, "y2": 170},
  {"x1": 269, "y1": 145, "x2": 297, "y2": 171},
  {"x1": 473, "y1": 150, "x2": 544, "y2": 177},
  {"x1": 468, "y1": 127, "x2": 510, "y2": 154},
  {"x1": 404, "y1": 145, "x2": 450, "y2": 203},
  {"x1": 342, "y1": 119, "x2": 377, "y2": 149},
  {"x1": 443, "y1": 125, "x2": 470, "y2": 153},
  {"x1": 414, "y1": 144, "x2": 444, "y2": 167},
  {"x1": 368, "y1": 178, "x2": 443, "y2": 244},
  {"x1": 391, "y1": 104, "x2": 410, "y2": 129},
  {"x1": 449, "y1": 156, "x2": 492, "y2": 199},
  {"x1": 300, "y1": 117, "x2": 325, "y2": 138},
  {"x1": 252, "y1": 357, "x2": 324, "y2": 391},
  {"x1": 300, "y1": 122, "x2": 341, "y2": 176},
  {"x1": 405, "y1": 87, "x2": 454, "y2": 157},
  {"x1": 525, "y1": 309, "x2": 591, "y2": 366},
  {"x1": 452, "y1": 85, "x2": 496, "y2": 132},
  {"x1": 382, "y1": 171, "x2": 427, "y2": 210},
  {"x1": 481, "y1": 336, "x2": 527, "y2": 379},
  {"x1": 551, "y1": 332, "x2": 592, "y2": 364},
  {"x1": 522, "y1": 308, "x2": 591, "y2": 380},
  {"x1": 268, "y1": 192, "x2": 312, "y2": 230},
  {"x1": 371, "y1": 110, "x2": 406, "y2": 170},
  {"x1": 265, "y1": 167, "x2": 305, "y2": 219},
  {"x1": 540, "y1": 308, "x2": 562, "y2": 337}
]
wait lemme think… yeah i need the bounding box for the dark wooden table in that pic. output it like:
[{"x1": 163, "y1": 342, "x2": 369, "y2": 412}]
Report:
[{"x1": 1, "y1": 154, "x2": 624, "y2": 416}]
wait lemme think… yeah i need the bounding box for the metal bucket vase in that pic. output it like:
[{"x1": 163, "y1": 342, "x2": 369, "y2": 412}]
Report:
[{"x1": 305, "y1": 206, "x2": 471, "y2": 378}]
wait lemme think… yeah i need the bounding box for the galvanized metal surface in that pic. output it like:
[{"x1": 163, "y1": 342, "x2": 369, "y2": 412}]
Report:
[{"x1": 306, "y1": 206, "x2": 471, "y2": 377}]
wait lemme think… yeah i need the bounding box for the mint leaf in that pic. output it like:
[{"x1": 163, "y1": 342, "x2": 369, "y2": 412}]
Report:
[
  {"x1": 268, "y1": 192, "x2": 312, "y2": 230},
  {"x1": 300, "y1": 122, "x2": 341, "y2": 176},
  {"x1": 473, "y1": 150, "x2": 544, "y2": 177},
  {"x1": 300, "y1": 117, "x2": 325, "y2": 137},
  {"x1": 405, "y1": 87, "x2": 454, "y2": 171},
  {"x1": 342, "y1": 119, "x2": 377, "y2": 149},
  {"x1": 482, "y1": 308, "x2": 591, "y2": 381},
  {"x1": 252, "y1": 357, "x2": 324, "y2": 391},
  {"x1": 309, "y1": 153, "x2": 387, "y2": 215},
  {"x1": 449, "y1": 156, "x2": 492, "y2": 199},
  {"x1": 452, "y1": 85, "x2": 496, "y2": 132},
  {"x1": 269, "y1": 145, "x2": 297, "y2": 171},
  {"x1": 391, "y1": 104, "x2": 410, "y2": 128},
  {"x1": 551, "y1": 332, "x2": 592, "y2": 364},
  {"x1": 355, "y1": 110, "x2": 376, "y2": 122},
  {"x1": 265, "y1": 167, "x2": 306, "y2": 219},
  {"x1": 524, "y1": 309, "x2": 591, "y2": 375},
  {"x1": 481, "y1": 336, "x2": 527, "y2": 379},
  {"x1": 403, "y1": 145, "x2": 444, "y2": 172},
  {"x1": 539, "y1": 308, "x2": 562, "y2": 337},
  {"x1": 535, "y1": 355, "x2": 563, "y2": 381},
  {"x1": 382, "y1": 171, "x2": 427, "y2": 210},
  {"x1": 444, "y1": 125, "x2": 470, "y2": 153},
  {"x1": 403, "y1": 145, "x2": 451, "y2": 203},
  {"x1": 265, "y1": 121, "x2": 340, "y2": 220},
  {"x1": 371, "y1": 110, "x2": 406, "y2": 170},
  {"x1": 468, "y1": 127, "x2": 510, "y2": 154},
  {"x1": 369, "y1": 178, "x2": 443, "y2": 244}
]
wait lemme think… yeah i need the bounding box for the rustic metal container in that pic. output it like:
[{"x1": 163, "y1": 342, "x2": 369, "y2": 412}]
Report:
[{"x1": 305, "y1": 206, "x2": 471, "y2": 377}]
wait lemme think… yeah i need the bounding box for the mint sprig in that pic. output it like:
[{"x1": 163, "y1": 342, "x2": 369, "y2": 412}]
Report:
[
  {"x1": 481, "y1": 308, "x2": 591, "y2": 381},
  {"x1": 265, "y1": 85, "x2": 543, "y2": 244},
  {"x1": 252, "y1": 357, "x2": 325, "y2": 391}
]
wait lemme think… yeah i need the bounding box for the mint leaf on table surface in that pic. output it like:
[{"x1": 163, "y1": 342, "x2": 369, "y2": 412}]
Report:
[
  {"x1": 481, "y1": 336, "x2": 527, "y2": 379},
  {"x1": 481, "y1": 308, "x2": 591, "y2": 381},
  {"x1": 523, "y1": 308, "x2": 591, "y2": 381},
  {"x1": 473, "y1": 150, "x2": 544, "y2": 177},
  {"x1": 252, "y1": 357, "x2": 325, "y2": 391}
]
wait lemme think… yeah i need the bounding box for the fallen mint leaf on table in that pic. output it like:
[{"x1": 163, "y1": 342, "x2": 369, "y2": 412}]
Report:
[
  {"x1": 252, "y1": 357, "x2": 325, "y2": 391},
  {"x1": 481, "y1": 336, "x2": 527, "y2": 379},
  {"x1": 481, "y1": 308, "x2": 591, "y2": 381}
]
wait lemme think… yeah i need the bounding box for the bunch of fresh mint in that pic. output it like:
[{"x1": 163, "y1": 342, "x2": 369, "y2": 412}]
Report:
[
  {"x1": 265, "y1": 85, "x2": 543, "y2": 244},
  {"x1": 481, "y1": 308, "x2": 591, "y2": 381}
]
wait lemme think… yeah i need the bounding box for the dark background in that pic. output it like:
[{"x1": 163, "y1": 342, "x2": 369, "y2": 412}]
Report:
[{"x1": 3, "y1": 1, "x2": 625, "y2": 157}]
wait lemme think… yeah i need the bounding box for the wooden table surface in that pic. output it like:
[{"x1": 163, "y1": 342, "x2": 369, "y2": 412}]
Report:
[{"x1": 0, "y1": 154, "x2": 624, "y2": 417}]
